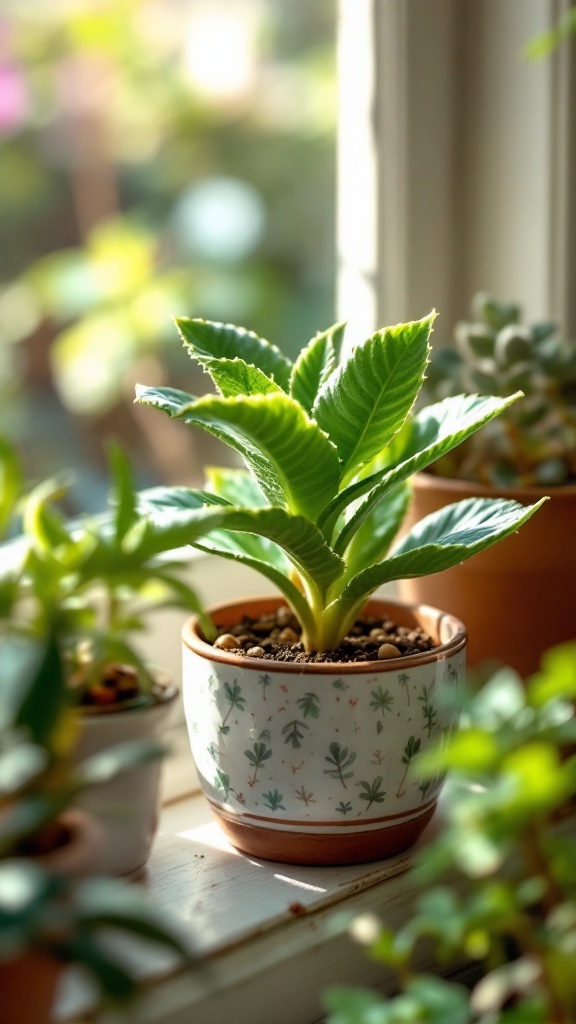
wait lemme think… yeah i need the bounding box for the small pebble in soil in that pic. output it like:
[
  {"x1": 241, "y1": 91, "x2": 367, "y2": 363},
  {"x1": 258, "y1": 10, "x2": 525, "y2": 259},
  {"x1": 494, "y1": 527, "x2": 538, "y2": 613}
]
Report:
[
  {"x1": 213, "y1": 633, "x2": 239, "y2": 651},
  {"x1": 209, "y1": 608, "x2": 437, "y2": 664},
  {"x1": 377, "y1": 643, "x2": 401, "y2": 660}
]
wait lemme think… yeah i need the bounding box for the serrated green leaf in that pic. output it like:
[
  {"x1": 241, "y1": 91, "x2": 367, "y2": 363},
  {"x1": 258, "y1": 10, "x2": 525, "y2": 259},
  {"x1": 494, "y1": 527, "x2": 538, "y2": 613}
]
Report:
[
  {"x1": 204, "y1": 466, "x2": 267, "y2": 507},
  {"x1": 332, "y1": 392, "x2": 521, "y2": 554},
  {"x1": 400, "y1": 392, "x2": 523, "y2": 464},
  {"x1": 134, "y1": 384, "x2": 196, "y2": 415},
  {"x1": 313, "y1": 313, "x2": 435, "y2": 482},
  {"x1": 342, "y1": 482, "x2": 411, "y2": 580},
  {"x1": 175, "y1": 317, "x2": 292, "y2": 390},
  {"x1": 332, "y1": 497, "x2": 546, "y2": 618},
  {"x1": 290, "y1": 322, "x2": 346, "y2": 413},
  {"x1": 140, "y1": 480, "x2": 286, "y2": 572},
  {"x1": 192, "y1": 535, "x2": 312, "y2": 625},
  {"x1": 204, "y1": 357, "x2": 282, "y2": 398},
  {"x1": 138, "y1": 493, "x2": 344, "y2": 596},
  {"x1": 136, "y1": 389, "x2": 341, "y2": 520}
]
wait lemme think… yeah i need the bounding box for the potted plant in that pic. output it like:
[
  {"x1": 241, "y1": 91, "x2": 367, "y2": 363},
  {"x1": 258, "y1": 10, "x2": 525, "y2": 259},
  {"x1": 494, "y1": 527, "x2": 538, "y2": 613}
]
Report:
[
  {"x1": 398, "y1": 293, "x2": 576, "y2": 675},
  {"x1": 134, "y1": 312, "x2": 543, "y2": 865},
  {"x1": 323, "y1": 639, "x2": 576, "y2": 1023},
  {"x1": 1, "y1": 439, "x2": 210, "y2": 876},
  {"x1": 0, "y1": 628, "x2": 194, "y2": 1024}
]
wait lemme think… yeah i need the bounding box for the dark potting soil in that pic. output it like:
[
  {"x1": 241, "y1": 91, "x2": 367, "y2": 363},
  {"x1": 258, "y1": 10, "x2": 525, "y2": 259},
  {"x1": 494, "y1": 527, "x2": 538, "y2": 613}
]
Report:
[{"x1": 211, "y1": 606, "x2": 438, "y2": 664}]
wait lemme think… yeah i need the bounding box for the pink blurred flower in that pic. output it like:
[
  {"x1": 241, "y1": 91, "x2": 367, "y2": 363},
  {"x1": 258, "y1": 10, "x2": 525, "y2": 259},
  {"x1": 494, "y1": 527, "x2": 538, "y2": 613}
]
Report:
[{"x1": 0, "y1": 62, "x2": 28, "y2": 133}]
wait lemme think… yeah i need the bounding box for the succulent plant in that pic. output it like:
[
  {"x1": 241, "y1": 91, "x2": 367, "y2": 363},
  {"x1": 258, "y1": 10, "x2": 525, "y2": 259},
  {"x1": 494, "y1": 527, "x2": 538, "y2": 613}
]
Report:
[{"x1": 423, "y1": 292, "x2": 576, "y2": 486}]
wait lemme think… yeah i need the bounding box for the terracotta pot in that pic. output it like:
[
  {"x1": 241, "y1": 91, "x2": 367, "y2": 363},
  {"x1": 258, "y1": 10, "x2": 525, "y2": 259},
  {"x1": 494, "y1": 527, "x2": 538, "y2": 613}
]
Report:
[
  {"x1": 181, "y1": 596, "x2": 466, "y2": 866},
  {"x1": 0, "y1": 809, "x2": 100, "y2": 1024},
  {"x1": 0, "y1": 951, "x2": 63, "y2": 1024},
  {"x1": 73, "y1": 682, "x2": 178, "y2": 877},
  {"x1": 397, "y1": 474, "x2": 576, "y2": 677}
]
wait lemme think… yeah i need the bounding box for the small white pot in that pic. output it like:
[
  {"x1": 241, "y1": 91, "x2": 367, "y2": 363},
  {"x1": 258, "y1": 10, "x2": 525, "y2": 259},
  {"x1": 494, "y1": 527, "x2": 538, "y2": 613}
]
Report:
[
  {"x1": 74, "y1": 684, "x2": 178, "y2": 877},
  {"x1": 182, "y1": 597, "x2": 465, "y2": 865}
]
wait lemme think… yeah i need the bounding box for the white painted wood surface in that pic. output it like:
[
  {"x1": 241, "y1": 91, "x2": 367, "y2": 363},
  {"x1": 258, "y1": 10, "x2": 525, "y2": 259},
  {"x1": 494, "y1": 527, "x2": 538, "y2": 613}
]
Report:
[{"x1": 74, "y1": 794, "x2": 444, "y2": 1024}]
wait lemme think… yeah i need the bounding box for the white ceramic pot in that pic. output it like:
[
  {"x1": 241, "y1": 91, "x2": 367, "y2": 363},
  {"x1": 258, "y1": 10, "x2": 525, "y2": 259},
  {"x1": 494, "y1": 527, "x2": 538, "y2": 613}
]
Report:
[
  {"x1": 182, "y1": 597, "x2": 466, "y2": 865},
  {"x1": 74, "y1": 684, "x2": 178, "y2": 877}
]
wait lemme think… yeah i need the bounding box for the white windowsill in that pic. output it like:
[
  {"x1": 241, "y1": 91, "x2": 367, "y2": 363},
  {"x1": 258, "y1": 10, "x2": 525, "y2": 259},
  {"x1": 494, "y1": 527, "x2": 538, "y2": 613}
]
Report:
[
  {"x1": 57, "y1": 555, "x2": 422, "y2": 1023},
  {"x1": 61, "y1": 788, "x2": 450, "y2": 1024}
]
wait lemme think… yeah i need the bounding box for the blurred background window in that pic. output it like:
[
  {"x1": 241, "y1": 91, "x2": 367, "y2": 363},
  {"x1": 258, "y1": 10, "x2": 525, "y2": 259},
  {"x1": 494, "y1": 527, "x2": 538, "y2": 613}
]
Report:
[{"x1": 0, "y1": 0, "x2": 337, "y2": 510}]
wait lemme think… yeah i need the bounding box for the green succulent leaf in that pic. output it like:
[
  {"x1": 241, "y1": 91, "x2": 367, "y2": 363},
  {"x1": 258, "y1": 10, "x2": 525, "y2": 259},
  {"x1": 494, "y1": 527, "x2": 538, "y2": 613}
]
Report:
[
  {"x1": 290, "y1": 322, "x2": 346, "y2": 413},
  {"x1": 332, "y1": 496, "x2": 546, "y2": 620},
  {"x1": 313, "y1": 313, "x2": 434, "y2": 482},
  {"x1": 175, "y1": 317, "x2": 292, "y2": 390},
  {"x1": 136, "y1": 388, "x2": 341, "y2": 520}
]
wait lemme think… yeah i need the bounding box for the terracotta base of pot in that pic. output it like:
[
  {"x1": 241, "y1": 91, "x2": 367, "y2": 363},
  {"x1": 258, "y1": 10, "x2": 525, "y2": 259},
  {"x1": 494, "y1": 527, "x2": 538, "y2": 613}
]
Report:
[
  {"x1": 0, "y1": 952, "x2": 62, "y2": 1024},
  {"x1": 209, "y1": 803, "x2": 437, "y2": 866},
  {"x1": 399, "y1": 475, "x2": 576, "y2": 677}
]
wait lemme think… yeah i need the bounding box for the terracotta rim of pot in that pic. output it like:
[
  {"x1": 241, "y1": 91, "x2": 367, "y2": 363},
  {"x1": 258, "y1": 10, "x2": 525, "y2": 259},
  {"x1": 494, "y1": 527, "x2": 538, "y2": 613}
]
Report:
[
  {"x1": 414, "y1": 471, "x2": 576, "y2": 501},
  {"x1": 182, "y1": 595, "x2": 467, "y2": 674}
]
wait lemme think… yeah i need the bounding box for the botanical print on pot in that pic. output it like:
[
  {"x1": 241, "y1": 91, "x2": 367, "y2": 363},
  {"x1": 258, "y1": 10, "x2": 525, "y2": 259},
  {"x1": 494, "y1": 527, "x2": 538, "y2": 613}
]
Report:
[{"x1": 182, "y1": 598, "x2": 466, "y2": 865}]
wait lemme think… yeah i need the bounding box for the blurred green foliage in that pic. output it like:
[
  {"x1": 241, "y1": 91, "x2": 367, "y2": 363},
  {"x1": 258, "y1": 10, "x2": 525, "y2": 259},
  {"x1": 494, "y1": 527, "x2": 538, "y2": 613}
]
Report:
[
  {"x1": 0, "y1": 0, "x2": 336, "y2": 505},
  {"x1": 325, "y1": 643, "x2": 576, "y2": 1023}
]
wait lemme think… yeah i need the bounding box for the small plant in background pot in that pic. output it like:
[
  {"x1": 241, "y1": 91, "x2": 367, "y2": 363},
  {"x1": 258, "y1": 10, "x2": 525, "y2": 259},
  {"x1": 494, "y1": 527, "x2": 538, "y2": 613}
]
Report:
[
  {"x1": 134, "y1": 312, "x2": 543, "y2": 865},
  {"x1": 399, "y1": 294, "x2": 576, "y2": 676},
  {"x1": 1, "y1": 439, "x2": 209, "y2": 876},
  {"x1": 423, "y1": 292, "x2": 576, "y2": 487},
  {"x1": 0, "y1": 629, "x2": 194, "y2": 1024},
  {"x1": 324, "y1": 641, "x2": 576, "y2": 1024}
]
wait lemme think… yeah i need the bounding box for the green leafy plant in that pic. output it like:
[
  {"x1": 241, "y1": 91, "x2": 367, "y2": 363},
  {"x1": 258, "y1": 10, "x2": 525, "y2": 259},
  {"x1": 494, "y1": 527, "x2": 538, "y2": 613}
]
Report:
[
  {"x1": 324, "y1": 642, "x2": 576, "y2": 1024},
  {"x1": 0, "y1": 630, "x2": 194, "y2": 1007},
  {"x1": 422, "y1": 292, "x2": 576, "y2": 486},
  {"x1": 135, "y1": 313, "x2": 545, "y2": 652},
  {"x1": 2, "y1": 438, "x2": 209, "y2": 707}
]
